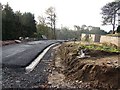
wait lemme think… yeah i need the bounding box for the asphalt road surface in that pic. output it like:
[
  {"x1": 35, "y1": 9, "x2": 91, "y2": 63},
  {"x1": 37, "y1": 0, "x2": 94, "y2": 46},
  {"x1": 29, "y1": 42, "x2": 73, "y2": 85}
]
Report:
[
  {"x1": 2, "y1": 45, "x2": 54, "y2": 88},
  {"x1": 2, "y1": 40, "x2": 60, "y2": 68}
]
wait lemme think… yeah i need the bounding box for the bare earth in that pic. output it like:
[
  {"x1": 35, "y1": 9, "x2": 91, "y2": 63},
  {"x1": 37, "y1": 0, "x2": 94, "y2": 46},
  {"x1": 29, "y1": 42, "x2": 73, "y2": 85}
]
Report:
[{"x1": 48, "y1": 43, "x2": 120, "y2": 89}]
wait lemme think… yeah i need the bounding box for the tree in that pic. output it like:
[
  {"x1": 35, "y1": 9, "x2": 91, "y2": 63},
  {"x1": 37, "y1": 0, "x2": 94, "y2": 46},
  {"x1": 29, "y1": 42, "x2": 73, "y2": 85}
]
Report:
[
  {"x1": 117, "y1": 25, "x2": 120, "y2": 33},
  {"x1": 74, "y1": 25, "x2": 80, "y2": 31},
  {"x1": 89, "y1": 27, "x2": 107, "y2": 35},
  {"x1": 81, "y1": 25, "x2": 89, "y2": 34},
  {"x1": 2, "y1": 3, "x2": 16, "y2": 40},
  {"x1": 101, "y1": 1, "x2": 120, "y2": 34},
  {"x1": 80, "y1": 25, "x2": 107, "y2": 35},
  {"x1": 37, "y1": 15, "x2": 54, "y2": 39},
  {"x1": 36, "y1": 24, "x2": 50, "y2": 39},
  {"x1": 14, "y1": 11, "x2": 23, "y2": 38},
  {"x1": 38, "y1": 16, "x2": 46, "y2": 25},
  {"x1": 81, "y1": 24, "x2": 87, "y2": 30},
  {"x1": 87, "y1": 26, "x2": 93, "y2": 31},
  {"x1": 46, "y1": 7, "x2": 56, "y2": 39},
  {"x1": 2, "y1": 3, "x2": 37, "y2": 40},
  {"x1": 74, "y1": 25, "x2": 82, "y2": 40},
  {"x1": 20, "y1": 12, "x2": 37, "y2": 37}
]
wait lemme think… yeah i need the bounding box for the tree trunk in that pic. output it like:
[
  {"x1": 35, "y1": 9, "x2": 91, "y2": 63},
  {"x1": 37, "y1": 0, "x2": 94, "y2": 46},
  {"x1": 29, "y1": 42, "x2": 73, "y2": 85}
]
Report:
[
  {"x1": 53, "y1": 13, "x2": 56, "y2": 40},
  {"x1": 112, "y1": 24, "x2": 115, "y2": 34},
  {"x1": 112, "y1": 12, "x2": 116, "y2": 34}
]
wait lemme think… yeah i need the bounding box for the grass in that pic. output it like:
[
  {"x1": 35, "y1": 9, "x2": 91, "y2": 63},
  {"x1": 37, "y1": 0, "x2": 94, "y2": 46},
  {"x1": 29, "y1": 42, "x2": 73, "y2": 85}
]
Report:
[{"x1": 79, "y1": 43, "x2": 120, "y2": 53}]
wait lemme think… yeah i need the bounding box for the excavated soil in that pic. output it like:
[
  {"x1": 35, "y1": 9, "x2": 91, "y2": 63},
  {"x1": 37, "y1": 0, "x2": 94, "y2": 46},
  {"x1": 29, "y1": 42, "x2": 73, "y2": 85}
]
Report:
[{"x1": 53, "y1": 43, "x2": 120, "y2": 89}]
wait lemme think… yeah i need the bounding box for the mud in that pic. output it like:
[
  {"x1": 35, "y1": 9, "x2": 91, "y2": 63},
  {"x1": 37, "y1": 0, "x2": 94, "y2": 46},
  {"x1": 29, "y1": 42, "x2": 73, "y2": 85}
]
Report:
[{"x1": 54, "y1": 43, "x2": 120, "y2": 89}]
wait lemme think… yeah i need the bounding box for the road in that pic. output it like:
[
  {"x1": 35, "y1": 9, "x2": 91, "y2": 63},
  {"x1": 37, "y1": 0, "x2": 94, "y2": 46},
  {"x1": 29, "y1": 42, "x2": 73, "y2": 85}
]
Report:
[
  {"x1": 2, "y1": 40, "x2": 64, "y2": 88},
  {"x1": 2, "y1": 40, "x2": 60, "y2": 68},
  {"x1": 2, "y1": 45, "x2": 55, "y2": 88}
]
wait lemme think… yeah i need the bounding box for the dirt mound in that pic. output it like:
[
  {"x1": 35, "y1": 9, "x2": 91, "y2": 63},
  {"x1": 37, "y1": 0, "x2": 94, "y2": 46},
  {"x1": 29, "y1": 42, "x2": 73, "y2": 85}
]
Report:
[
  {"x1": 56, "y1": 43, "x2": 120, "y2": 89},
  {"x1": 64, "y1": 63, "x2": 119, "y2": 89},
  {"x1": 86, "y1": 49, "x2": 119, "y2": 57}
]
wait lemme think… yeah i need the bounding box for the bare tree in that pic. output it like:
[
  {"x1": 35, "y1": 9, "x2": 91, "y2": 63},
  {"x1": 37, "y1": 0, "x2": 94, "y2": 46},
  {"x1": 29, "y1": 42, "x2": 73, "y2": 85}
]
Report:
[
  {"x1": 38, "y1": 16, "x2": 46, "y2": 26},
  {"x1": 46, "y1": 7, "x2": 56, "y2": 39}
]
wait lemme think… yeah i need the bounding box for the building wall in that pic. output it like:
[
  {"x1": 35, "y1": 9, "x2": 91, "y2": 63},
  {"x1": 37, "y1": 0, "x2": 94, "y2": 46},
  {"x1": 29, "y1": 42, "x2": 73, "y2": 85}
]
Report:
[
  {"x1": 81, "y1": 34, "x2": 101, "y2": 42},
  {"x1": 100, "y1": 35, "x2": 120, "y2": 47},
  {"x1": 81, "y1": 34, "x2": 120, "y2": 47}
]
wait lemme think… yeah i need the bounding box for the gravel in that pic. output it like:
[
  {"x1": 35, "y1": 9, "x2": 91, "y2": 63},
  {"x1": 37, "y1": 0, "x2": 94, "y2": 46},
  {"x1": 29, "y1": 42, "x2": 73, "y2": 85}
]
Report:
[
  {"x1": 2, "y1": 44, "x2": 96, "y2": 89},
  {"x1": 2, "y1": 47, "x2": 53, "y2": 89}
]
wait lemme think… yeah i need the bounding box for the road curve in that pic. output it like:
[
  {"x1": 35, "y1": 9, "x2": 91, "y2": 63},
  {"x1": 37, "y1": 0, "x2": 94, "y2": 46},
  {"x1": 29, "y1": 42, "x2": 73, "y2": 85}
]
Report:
[{"x1": 2, "y1": 40, "x2": 60, "y2": 68}]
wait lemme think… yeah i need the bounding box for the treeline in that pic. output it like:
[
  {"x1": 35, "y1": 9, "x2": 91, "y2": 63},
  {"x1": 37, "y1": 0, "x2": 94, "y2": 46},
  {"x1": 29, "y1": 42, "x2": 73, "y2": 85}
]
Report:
[
  {"x1": 73, "y1": 25, "x2": 107, "y2": 35},
  {"x1": 2, "y1": 3, "x2": 37, "y2": 40},
  {"x1": 2, "y1": 3, "x2": 56, "y2": 40},
  {"x1": 56, "y1": 25, "x2": 108, "y2": 40},
  {"x1": 1, "y1": 3, "x2": 108, "y2": 41}
]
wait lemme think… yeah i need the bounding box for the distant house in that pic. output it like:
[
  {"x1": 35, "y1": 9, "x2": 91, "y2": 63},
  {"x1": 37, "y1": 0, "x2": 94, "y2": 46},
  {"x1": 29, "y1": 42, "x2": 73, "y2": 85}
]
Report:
[{"x1": 81, "y1": 33, "x2": 101, "y2": 42}]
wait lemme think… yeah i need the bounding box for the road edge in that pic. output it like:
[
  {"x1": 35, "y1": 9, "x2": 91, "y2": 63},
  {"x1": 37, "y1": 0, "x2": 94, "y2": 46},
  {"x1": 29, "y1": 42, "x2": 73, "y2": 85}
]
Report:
[{"x1": 25, "y1": 43, "x2": 59, "y2": 73}]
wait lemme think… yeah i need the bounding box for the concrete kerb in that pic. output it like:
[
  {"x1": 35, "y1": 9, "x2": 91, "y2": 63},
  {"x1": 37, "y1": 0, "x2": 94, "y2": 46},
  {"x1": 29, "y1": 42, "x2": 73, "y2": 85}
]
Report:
[{"x1": 25, "y1": 43, "x2": 59, "y2": 73}]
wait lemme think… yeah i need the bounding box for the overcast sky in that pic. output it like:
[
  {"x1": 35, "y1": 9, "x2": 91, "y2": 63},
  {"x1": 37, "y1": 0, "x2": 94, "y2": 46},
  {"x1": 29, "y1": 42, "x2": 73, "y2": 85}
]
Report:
[{"x1": 1, "y1": 0, "x2": 115, "y2": 32}]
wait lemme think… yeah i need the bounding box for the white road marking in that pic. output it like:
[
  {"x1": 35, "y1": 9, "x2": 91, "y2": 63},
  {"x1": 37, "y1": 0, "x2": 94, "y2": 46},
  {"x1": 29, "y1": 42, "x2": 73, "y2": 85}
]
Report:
[{"x1": 25, "y1": 43, "x2": 59, "y2": 73}]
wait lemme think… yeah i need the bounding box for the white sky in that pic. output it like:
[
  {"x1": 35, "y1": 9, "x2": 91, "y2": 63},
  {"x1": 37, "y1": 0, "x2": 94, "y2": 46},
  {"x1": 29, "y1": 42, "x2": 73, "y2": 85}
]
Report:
[{"x1": 1, "y1": 0, "x2": 115, "y2": 32}]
